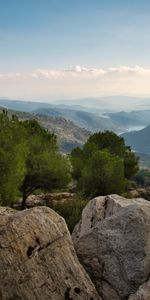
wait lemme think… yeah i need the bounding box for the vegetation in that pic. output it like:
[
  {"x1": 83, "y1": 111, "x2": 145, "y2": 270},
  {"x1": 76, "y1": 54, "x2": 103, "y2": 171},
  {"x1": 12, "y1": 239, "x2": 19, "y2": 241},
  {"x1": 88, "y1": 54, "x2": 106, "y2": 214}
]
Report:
[
  {"x1": 134, "y1": 169, "x2": 150, "y2": 187},
  {"x1": 0, "y1": 107, "x2": 90, "y2": 154},
  {"x1": 0, "y1": 111, "x2": 71, "y2": 208},
  {"x1": 49, "y1": 195, "x2": 88, "y2": 233},
  {"x1": 71, "y1": 131, "x2": 139, "y2": 198},
  {"x1": 0, "y1": 109, "x2": 139, "y2": 227}
]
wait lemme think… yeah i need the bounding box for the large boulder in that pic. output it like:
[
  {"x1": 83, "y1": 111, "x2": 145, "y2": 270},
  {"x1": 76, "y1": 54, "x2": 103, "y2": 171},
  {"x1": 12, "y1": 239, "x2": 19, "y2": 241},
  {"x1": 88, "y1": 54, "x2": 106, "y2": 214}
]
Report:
[
  {"x1": 72, "y1": 194, "x2": 150, "y2": 300},
  {"x1": 0, "y1": 206, "x2": 100, "y2": 300}
]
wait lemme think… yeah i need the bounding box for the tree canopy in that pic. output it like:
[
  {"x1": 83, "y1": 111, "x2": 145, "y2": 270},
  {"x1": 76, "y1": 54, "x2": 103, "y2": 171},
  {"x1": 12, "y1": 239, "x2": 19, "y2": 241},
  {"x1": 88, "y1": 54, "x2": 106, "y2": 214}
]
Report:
[
  {"x1": 71, "y1": 131, "x2": 139, "y2": 197},
  {"x1": 0, "y1": 111, "x2": 71, "y2": 208}
]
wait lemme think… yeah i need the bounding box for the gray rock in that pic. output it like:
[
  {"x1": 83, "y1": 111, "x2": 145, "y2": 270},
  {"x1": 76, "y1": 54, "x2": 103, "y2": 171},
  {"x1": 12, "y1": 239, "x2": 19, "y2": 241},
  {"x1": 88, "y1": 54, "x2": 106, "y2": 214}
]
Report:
[
  {"x1": 129, "y1": 279, "x2": 150, "y2": 300},
  {"x1": 72, "y1": 194, "x2": 150, "y2": 300},
  {"x1": 0, "y1": 206, "x2": 100, "y2": 300}
]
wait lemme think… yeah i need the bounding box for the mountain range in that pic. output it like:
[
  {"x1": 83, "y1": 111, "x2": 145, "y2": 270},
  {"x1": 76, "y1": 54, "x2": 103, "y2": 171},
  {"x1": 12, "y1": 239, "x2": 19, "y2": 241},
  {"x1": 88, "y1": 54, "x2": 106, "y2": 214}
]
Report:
[
  {"x1": 0, "y1": 99, "x2": 124, "y2": 133},
  {"x1": 1, "y1": 98, "x2": 150, "y2": 133}
]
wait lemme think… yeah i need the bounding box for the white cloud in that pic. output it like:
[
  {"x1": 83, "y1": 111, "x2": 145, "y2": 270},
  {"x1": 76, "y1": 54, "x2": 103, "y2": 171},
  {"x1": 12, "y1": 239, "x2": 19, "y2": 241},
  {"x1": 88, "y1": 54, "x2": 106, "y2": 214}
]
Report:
[
  {"x1": 0, "y1": 65, "x2": 150, "y2": 99},
  {"x1": 1, "y1": 65, "x2": 150, "y2": 80}
]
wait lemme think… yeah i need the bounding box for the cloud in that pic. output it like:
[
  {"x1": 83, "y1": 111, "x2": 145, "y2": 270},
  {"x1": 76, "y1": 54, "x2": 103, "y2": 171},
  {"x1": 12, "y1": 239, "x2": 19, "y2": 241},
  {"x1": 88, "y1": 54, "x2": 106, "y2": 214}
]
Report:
[
  {"x1": 0, "y1": 65, "x2": 150, "y2": 80},
  {"x1": 0, "y1": 65, "x2": 150, "y2": 99},
  {"x1": 31, "y1": 65, "x2": 150, "y2": 79}
]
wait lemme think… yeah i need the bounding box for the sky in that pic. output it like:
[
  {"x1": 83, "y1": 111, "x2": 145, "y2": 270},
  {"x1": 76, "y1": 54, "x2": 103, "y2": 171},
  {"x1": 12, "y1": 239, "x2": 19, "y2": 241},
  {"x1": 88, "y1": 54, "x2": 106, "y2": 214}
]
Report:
[{"x1": 1, "y1": 0, "x2": 150, "y2": 101}]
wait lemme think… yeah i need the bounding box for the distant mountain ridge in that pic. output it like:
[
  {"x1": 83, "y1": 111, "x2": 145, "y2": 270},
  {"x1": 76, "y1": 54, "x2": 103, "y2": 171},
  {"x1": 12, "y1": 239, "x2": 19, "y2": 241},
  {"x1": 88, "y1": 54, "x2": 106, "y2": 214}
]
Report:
[
  {"x1": 105, "y1": 110, "x2": 150, "y2": 129},
  {"x1": 1, "y1": 98, "x2": 150, "y2": 135},
  {"x1": 34, "y1": 107, "x2": 119, "y2": 133},
  {"x1": 122, "y1": 125, "x2": 150, "y2": 154},
  {"x1": 0, "y1": 99, "x2": 124, "y2": 133}
]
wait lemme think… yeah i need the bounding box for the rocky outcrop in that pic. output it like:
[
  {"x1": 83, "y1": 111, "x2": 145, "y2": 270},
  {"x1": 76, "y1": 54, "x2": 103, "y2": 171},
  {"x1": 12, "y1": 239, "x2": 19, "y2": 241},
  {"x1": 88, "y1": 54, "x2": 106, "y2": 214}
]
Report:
[
  {"x1": 0, "y1": 206, "x2": 100, "y2": 300},
  {"x1": 26, "y1": 192, "x2": 75, "y2": 206},
  {"x1": 72, "y1": 194, "x2": 150, "y2": 300},
  {"x1": 13, "y1": 192, "x2": 75, "y2": 210}
]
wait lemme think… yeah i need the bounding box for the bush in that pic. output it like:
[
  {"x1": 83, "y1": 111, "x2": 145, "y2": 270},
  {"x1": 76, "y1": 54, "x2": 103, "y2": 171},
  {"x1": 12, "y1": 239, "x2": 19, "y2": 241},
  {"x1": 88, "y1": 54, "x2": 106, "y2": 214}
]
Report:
[{"x1": 49, "y1": 195, "x2": 88, "y2": 233}]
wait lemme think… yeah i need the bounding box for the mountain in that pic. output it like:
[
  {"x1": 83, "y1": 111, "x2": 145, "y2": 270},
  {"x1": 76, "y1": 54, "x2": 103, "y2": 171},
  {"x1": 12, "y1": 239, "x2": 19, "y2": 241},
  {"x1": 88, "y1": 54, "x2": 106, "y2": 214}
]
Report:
[
  {"x1": 0, "y1": 99, "x2": 123, "y2": 133},
  {"x1": 0, "y1": 108, "x2": 90, "y2": 153},
  {"x1": 1, "y1": 96, "x2": 150, "y2": 113},
  {"x1": 34, "y1": 107, "x2": 120, "y2": 133},
  {"x1": 53, "y1": 96, "x2": 150, "y2": 112},
  {"x1": 105, "y1": 110, "x2": 150, "y2": 130},
  {"x1": 122, "y1": 125, "x2": 150, "y2": 154},
  {"x1": 2, "y1": 98, "x2": 150, "y2": 134},
  {"x1": 0, "y1": 99, "x2": 53, "y2": 112}
]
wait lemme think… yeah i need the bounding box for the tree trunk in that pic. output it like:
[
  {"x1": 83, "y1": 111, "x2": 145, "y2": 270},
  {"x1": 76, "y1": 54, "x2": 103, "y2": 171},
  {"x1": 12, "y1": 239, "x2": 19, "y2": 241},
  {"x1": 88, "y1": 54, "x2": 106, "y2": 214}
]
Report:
[{"x1": 21, "y1": 193, "x2": 27, "y2": 210}]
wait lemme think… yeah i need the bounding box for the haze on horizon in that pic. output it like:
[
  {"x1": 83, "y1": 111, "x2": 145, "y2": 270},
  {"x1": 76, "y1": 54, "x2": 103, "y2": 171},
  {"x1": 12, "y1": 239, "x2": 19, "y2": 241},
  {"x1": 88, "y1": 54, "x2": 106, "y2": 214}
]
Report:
[{"x1": 1, "y1": 0, "x2": 150, "y2": 103}]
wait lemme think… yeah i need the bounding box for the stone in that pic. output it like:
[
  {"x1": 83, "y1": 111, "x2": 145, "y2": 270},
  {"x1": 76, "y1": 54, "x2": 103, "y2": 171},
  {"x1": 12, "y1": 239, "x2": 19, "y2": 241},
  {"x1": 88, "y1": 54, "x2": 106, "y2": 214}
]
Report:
[
  {"x1": 13, "y1": 192, "x2": 75, "y2": 209},
  {"x1": 72, "y1": 194, "x2": 150, "y2": 300},
  {"x1": 129, "y1": 280, "x2": 150, "y2": 300},
  {"x1": 0, "y1": 206, "x2": 100, "y2": 300}
]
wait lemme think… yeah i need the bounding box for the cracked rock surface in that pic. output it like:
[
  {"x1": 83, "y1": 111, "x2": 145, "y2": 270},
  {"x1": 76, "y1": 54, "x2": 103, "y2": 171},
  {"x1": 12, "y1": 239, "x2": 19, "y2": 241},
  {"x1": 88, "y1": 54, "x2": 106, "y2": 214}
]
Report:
[
  {"x1": 72, "y1": 195, "x2": 150, "y2": 300},
  {"x1": 0, "y1": 206, "x2": 100, "y2": 300}
]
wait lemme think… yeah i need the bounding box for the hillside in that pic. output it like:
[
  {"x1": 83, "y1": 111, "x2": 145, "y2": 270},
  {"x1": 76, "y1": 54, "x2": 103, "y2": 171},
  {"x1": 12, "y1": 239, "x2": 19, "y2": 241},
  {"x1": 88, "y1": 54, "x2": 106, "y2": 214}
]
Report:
[
  {"x1": 105, "y1": 110, "x2": 150, "y2": 130},
  {"x1": 0, "y1": 108, "x2": 90, "y2": 153},
  {"x1": 0, "y1": 99, "x2": 123, "y2": 133},
  {"x1": 122, "y1": 125, "x2": 150, "y2": 154},
  {"x1": 34, "y1": 107, "x2": 120, "y2": 133}
]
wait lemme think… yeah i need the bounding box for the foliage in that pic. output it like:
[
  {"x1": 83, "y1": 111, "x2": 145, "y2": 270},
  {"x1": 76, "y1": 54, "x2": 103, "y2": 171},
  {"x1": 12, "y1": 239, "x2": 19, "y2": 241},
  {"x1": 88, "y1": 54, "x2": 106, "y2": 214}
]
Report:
[
  {"x1": 78, "y1": 150, "x2": 126, "y2": 197},
  {"x1": 71, "y1": 131, "x2": 138, "y2": 197},
  {"x1": 0, "y1": 111, "x2": 71, "y2": 207},
  {"x1": 49, "y1": 195, "x2": 88, "y2": 233},
  {"x1": 0, "y1": 112, "x2": 27, "y2": 205},
  {"x1": 133, "y1": 169, "x2": 150, "y2": 186}
]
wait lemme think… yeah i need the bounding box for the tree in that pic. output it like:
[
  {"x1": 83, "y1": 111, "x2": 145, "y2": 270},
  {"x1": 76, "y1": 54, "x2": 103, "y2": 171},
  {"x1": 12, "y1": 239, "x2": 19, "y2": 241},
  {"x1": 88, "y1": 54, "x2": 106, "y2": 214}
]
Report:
[
  {"x1": 0, "y1": 112, "x2": 71, "y2": 208},
  {"x1": 71, "y1": 131, "x2": 138, "y2": 197},
  {"x1": 78, "y1": 150, "x2": 126, "y2": 198},
  {"x1": 85, "y1": 131, "x2": 126, "y2": 157},
  {"x1": 71, "y1": 147, "x2": 85, "y2": 180},
  {"x1": 0, "y1": 112, "x2": 27, "y2": 205},
  {"x1": 20, "y1": 120, "x2": 71, "y2": 208},
  {"x1": 71, "y1": 131, "x2": 138, "y2": 180}
]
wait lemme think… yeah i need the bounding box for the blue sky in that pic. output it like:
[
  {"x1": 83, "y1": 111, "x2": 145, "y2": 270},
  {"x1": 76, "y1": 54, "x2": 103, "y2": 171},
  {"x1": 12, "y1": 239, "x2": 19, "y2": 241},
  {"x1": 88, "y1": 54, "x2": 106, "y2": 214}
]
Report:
[
  {"x1": 1, "y1": 0, "x2": 150, "y2": 70},
  {"x1": 0, "y1": 0, "x2": 150, "y2": 100}
]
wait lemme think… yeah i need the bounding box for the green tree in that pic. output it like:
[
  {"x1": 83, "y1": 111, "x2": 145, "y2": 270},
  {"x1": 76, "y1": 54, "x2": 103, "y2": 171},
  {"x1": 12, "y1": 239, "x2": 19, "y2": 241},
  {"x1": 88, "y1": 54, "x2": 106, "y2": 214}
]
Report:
[
  {"x1": 20, "y1": 120, "x2": 71, "y2": 208},
  {"x1": 71, "y1": 131, "x2": 138, "y2": 197},
  {"x1": 0, "y1": 112, "x2": 27, "y2": 205},
  {"x1": 71, "y1": 147, "x2": 85, "y2": 180},
  {"x1": 78, "y1": 150, "x2": 126, "y2": 198},
  {"x1": 0, "y1": 113, "x2": 71, "y2": 208}
]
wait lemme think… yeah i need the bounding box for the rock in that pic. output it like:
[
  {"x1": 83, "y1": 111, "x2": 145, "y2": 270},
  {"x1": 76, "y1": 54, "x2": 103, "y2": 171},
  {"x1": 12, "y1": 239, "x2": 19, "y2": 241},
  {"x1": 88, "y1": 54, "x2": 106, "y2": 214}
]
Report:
[
  {"x1": 0, "y1": 206, "x2": 100, "y2": 300},
  {"x1": 129, "y1": 280, "x2": 150, "y2": 300},
  {"x1": 72, "y1": 194, "x2": 150, "y2": 300},
  {"x1": 130, "y1": 188, "x2": 150, "y2": 201},
  {"x1": 13, "y1": 192, "x2": 75, "y2": 209}
]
